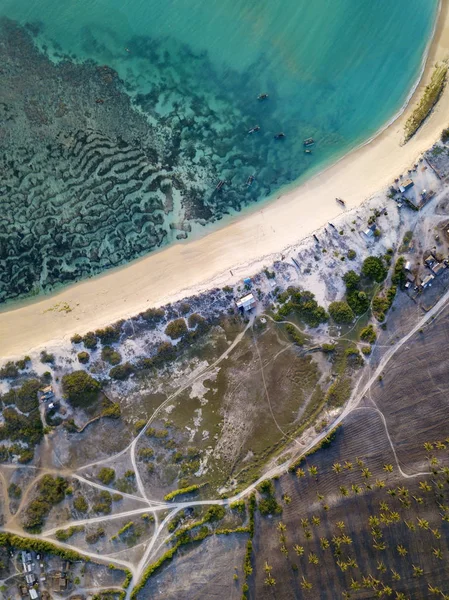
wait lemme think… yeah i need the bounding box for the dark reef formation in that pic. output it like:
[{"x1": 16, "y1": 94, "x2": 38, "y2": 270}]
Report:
[{"x1": 0, "y1": 18, "x2": 319, "y2": 302}]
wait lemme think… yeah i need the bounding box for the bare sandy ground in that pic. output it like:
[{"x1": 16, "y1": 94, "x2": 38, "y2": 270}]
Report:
[{"x1": 1, "y1": 1, "x2": 449, "y2": 358}]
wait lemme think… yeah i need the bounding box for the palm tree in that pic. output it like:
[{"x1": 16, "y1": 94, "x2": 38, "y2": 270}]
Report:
[
  {"x1": 428, "y1": 584, "x2": 442, "y2": 595},
  {"x1": 344, "y1": 460, "x2": 353, "y2": 470},
  {"x1": 308, "y1": 552, "x2": 319, "y2": 565},
  {"x1": 350, "y1": 579, "x2": 361, "y2": 591},
  {"x1": 300, "y1": 518, "x2": 310, "y2": 529},
  {"x1": 375, "y1": 479, "x2": 386, "y2": 489},
  {"x1": 282, "y1": 493, "x2": 292, "y2": 504},
  {"x1": 351, "y1": 483, "x2": 362, "y2": 495},
  {"x1": 277, "y1": 522, "x2": 286, "y2": 532},
  {"x1": 397, "y1": 544, "x2": 408, "y2": 557},
  {"x1": 311, "y1": 515, "x2": 320, "y2": 526},
  {"x1": 419, "y1": 481, "x2": 432, "y2": 492},
  {"x1": 332, "y1": 462, "x2": 342, "y2": 473},
  {"x1": 412, "y1": 565, "x2": 423, "y2": 577},
  {"x1": 395, "y1": 593, "x2": 407, "y2": 600},
  {"x1": 320, "y1": 537, "x2": 330, "y2": 550},
  {"x1": 336, "y1": 521, "x2": 345, "y2": 531},
  {"x1": 339, "y1": 485, "x2": 349, "y2": 497},
  {"x1": 264, "y1": 561, "x2": 272, "y2": 573},
  {"x1": 361, "y1": 467, "x2": 372, "y2": 479},
  {"x1": 432, "y1": 547, "x2": 443, "y2": 559},
  {"x1": 264, "y1": 575, "x2": 276, "y2": 586},
  {"x1": 280, "y1": 545, "x2": 288, "y2": 557},
  {"x1": 423, "y1": 442, "x2": 434, "y2": 453},
  {"x1": 383, "y1": 464, "x2": 393, "y2": 473},
  {"x1": 300, "y1": 576, "x2": 312, "y2": 590},
  {"x1": 435, "y1": 440, "x2": 446, "y2": 450},
  {"x1": 293, "y1": 544, "x2": 304, "y2": 556},
  {"x1": 376, "y1": 560, "x2": 386, "y2": 574},
  {"x1": 417, "y1": 517, "x2": 429, "y2": 530},
  {"x1": 355, "y1": 457, "x2": 365, "y2": 468},
  {"x1": 308, "y1": 465, "x2": 318, "y2": 477},
  {"x1": 390, "y1": 569, "x2": 400, "y2": 581},
  {"x1": 296, "y1": 467, "x2": 306, "y2": 478},
  {"x1": 404, "y1": 519, "x2": 416, "y2": 532}
]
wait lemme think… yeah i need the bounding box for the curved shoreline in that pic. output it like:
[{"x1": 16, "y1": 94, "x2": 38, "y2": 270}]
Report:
[{"x1": 1, "y1": 0, "x2": 449, "y2": 358}]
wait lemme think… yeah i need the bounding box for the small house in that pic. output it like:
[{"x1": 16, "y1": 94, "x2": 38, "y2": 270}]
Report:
[
  {"x1": 39, "y1": 385, "x2": 54, "y2": 403},
  {"x1": 425, "y1": 255, "x2": 436, "y2": 268},
  {"x1": 399, "y1": 179, "x2": 414, "y2": 193},
  {"x1": 236, "y1": 293, "x2": 256, "y2": 312},
  {"x1": 432, "y1": 262, "x2": 446, "y2": 276},
  {"x1": 29, "y1": 589, "x2": 38, "y2": 600},
  {"x1": 404, "y1": 261, "x2": 412, "y2": 271},
  {"x1": 421, "y1": 274, "x2": 435, "y2": 289}
]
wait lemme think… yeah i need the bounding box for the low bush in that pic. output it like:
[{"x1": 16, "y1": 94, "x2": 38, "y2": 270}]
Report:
[
  {"x1": 360, "y1": 324, "x2": 377, "y2": 344},
  {"x1": 102, "y1": 346, "x2": 122, "y2": 366},
  {"x1": 97, "y1": 467, "x2": 115, "y2": 485},
  {"x1": 109, "y1": 363, "x2": 134, "y2": 381},
  {"x1": 165, "y1": 318, "x2": 188, "y2": 340},
  {"x1": 82, "y1": 331, "x2": 98, "y2": 350},
  {"x1": 77, "y1": 351, "x2": 90, "y2": 364}
]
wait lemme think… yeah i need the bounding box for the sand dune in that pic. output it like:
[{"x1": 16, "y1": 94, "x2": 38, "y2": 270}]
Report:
[{"x1": 1, "y1": 0, "x2": 449, "y2": 358}]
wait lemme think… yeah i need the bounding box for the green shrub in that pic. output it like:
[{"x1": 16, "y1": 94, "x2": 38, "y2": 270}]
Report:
[
  {"x1": 102, "y1": 346, "x2": 122, "y2": 366},
  {"x1": 55, "y1": 525, "x2": 84, "y2": 541},
  {"x1": 342, "y1": 270, "x2": 360, "y2": 290},
  {"x1": 97, "y1": 467, "x2": 115, "y2": 485},
  {"x1": 23, "y1": 475, "x2": 68, "y2": 531},
  {"x1": 0, "y1": 362, "x2": 19, "y2": 379},
  {"x1": 82, "y1": 331, "x2": 98, "y2": 350},
  {"x1": 275, "y1": 288, "x2": 328, "y2": 327},
  {"x1": 2, "y1": 379, "x2": 40, "y2": 413},
  {"x1": 360, "y1": 324, "x2": 377, "y2": 344},
  {"x1": 73, "y1": 495, "x2": 88, "y2": 512},
  {"x1": 8, "y1": 483, "x2": 22, "y2": 499},
  {"x1": 95, "y1": 325, "x2": 121, "y2": 345},
  {"x1": 187, "y1": 313, "x2": 210, "y2": 334},
  {"x1": 347, "y1": 249, "x2": 356, "y2": 260},
  {"x1": 140, "y1": 307, "x2": 165, "y2": 326},
  {"x1": 77, "y1": 351, "x2": 90, "y2": 364},
  {"x1": 138, "y1": 448, "x2": 154, "y2": 462},
  {"x1": 328, "y1": 301, "x2": 354, "y2": 324},
  {"x1": 392, "y1": 257, "x2": 407, "y2": 287},
  {"x1": 15, "y1": 356, "x2": 31, "y2": 370},
  {"x1": 285, "y1": 324, "x2": 306, "y2": 346},
  {"x1": 71, "y1": 333, "x2": 83, "y2": 344},
  {"x1": 109, "y1": 363, "x2": 134, "y2": 381},
  {"x1": 321, "y1": 343, "x2": 336, "y2": 353},
  {"x1": 134, "y1": 419, "x2": 147, "y2": 433},
  {"x1": 40, "y1": 351, "x2": 55, "y2": 364},
  {"x1": 164, "y1": 485, "x2": 200, "y2": 502},
  {"x1": 61, "y1": 370, "x2": 101, "y2": 408},
  {"x1": 165, "y1": 318, "x2": 188, "y2": 340}
]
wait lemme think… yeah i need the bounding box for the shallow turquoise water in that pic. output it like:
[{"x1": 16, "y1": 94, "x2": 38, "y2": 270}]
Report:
[
  {"x1": 0, "y1": 0, "x2": 439, "y2": 301},
  {"x1": 1, "y1": 0, "x2": 438, "y2": 162}
]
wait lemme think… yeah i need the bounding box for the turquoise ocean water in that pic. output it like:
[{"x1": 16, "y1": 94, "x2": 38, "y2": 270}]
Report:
[{"x1": 0, "y1": 0, "x2": 439, "y2": 301}]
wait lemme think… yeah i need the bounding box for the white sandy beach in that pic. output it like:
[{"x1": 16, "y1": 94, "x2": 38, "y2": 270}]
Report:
[{"x1": 1, "y1": 0, "x2": 449, "y2": 358}]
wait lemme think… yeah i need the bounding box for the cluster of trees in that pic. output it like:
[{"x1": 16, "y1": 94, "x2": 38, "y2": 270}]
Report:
[
  {"x1": 0, "y1": 357, "x2": 31, "y2": 379},
  {"x1": 23, "y1": 475, "x2": 68, "y2": 531},
  {"x1": 1, "y1": 379, "x2": 40, "y2": 413},
  {"x1": 275, "y1": 288, "x2": 328, "y2": 327},
  {"x1": 102, "y1": 346, "x2": 122, "y2": 366},
  {"x1": 61, "y1": 370, "x2": 101, "y2": 408},
  {"x1": 257, "y1": 480, "x2": 282, "y2": 516}
]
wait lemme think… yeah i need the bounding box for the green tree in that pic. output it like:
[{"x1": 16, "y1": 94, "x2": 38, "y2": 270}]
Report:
[
  {"x1": 361, "y1": 256, "x2": 387, "y2": 282},
  {"x1": 329, "y1": 301, "x2": 354, "y2": 324},
  {"x1": 61, "y1": 370, "x2": 101, "y2": 408}
]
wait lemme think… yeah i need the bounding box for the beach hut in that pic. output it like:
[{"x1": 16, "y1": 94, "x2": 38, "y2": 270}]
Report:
[{"x1": 236, "y1": 293, "x2": 256, "y2": 312}]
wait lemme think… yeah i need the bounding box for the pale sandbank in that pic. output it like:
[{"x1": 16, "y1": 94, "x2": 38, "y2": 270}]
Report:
[{"x1": 1, "y1": 0, "x2": 449, "y2": 358}]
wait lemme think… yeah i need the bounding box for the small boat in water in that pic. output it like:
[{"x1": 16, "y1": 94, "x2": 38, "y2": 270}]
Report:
[
  {"x1": 247, "y1": 175, "x2": 255, "y2": 186},
  {"x1": 258, "y1": 93, "x2": 269, "y2": 100},
  {"x1": 248, "y1": 125, "x2": 260, "y2": 134},
  {"x1": 303, "y1": 137, "x2": 315, "y2": 147},
  {"x1": 304, "y1": 149, "x2": 312, "y2": 154},
  {"x1": 336, "y1": 197, "x2": 345, "y2": 206},
  {"x1": 215, "y1": 180, "x2": 226, "y2": 191},
  {"x1": 274, "y1": 132, "x2": 285, "y2": 140}
]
